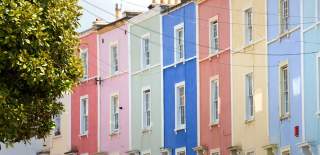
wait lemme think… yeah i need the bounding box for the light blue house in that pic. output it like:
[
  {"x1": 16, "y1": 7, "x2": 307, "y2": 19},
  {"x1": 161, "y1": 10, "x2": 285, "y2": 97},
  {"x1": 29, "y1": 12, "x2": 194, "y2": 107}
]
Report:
[
  {"x1": 267, "y1": 0, "x2": 303, "y2": 154},
  {"x1": 161, "y1": 1, "x2": 198, "y2": 155},
  {"x1": 301, "y1": 0, "x2": 320, "y2": 154}
]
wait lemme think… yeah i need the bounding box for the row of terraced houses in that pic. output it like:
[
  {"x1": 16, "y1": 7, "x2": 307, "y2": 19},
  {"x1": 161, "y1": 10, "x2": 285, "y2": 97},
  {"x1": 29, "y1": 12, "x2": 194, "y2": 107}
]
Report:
[{"x1": 38, "y1": 0, "x2": 320, "y2": 155}]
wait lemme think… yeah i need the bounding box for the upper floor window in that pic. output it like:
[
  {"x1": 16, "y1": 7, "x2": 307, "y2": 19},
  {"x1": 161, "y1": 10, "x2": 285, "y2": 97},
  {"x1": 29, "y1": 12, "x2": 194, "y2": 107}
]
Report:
[
  {"x1": 176, "y1": 148, "x2": 186, "y2": 155},
  {"x1": 80, "y1": 49, "x2": 88, "y2": 80},
  {"x1": 280, "y1": 64, "x2": 289, "y2": 118},
  {"x1": 111, "y1": 94, "x2": 119, "y2": 133},
  {"x1": 245, "y1": 8, "x2": 253, "y2": 44},
  {"x1": 318, "y1": 0, "x2": 320, "y2": 20},
  {"x1": 175, "y1": 82, "x2": 186, "y2": 130},
  {"x1": 80, "y1": 96, "x2": 88, "y2": 135},
  {"x1": 245, "y1": 73, "x2": 254, "y2": 121},
  {"x1": 210, "y1": 79, "x2": 219, "y2": 124},
  {"x1": 174, "y1": 24, "x2": 184, "y2": 62},
  {"x1": 54, "y1": 115, "x2": 61, "y2": 136},
  {"x1": 210, "y1": 20, "x2": 219, "y2": 53},
  {"x1": 281, "y1": 149, "x2": 290, "y2": 155},
  {"x1": 280, "y1": 0, "x2": 289, "y2": 33},
  {"x1": 110, "y1": 43, "x2": 119, "y2": 74},
  {"x1": 246, "y1": 151, "x2": 255, "y2": 155},
  {"x1": 142, "y1": 89, "x2": 151, "y2": 129},
  {"x1": 142, "y1": 35, "x2": 150, "y2": 68},
  {"x1": 211, "y1": 152, "x2": 220, "y2": 155}
]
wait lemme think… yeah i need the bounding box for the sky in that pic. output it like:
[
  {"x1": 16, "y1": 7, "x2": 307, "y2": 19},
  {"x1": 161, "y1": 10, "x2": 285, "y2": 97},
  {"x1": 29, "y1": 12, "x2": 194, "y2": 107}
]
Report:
[{"x1": 78, "y1": 0, "x2": 151, "y2": 32}]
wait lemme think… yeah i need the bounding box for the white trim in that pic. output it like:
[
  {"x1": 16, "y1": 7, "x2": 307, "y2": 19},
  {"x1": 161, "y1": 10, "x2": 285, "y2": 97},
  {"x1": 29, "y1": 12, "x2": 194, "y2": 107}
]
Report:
[
  {"x1": 264, "y1": 0, "x2": 270, "y2": 138},
  {"x1": 141, "y1": 150, "x2": 152, "y2": 155},
  {"x1": 174, "y1": 23, "x2": 185, "y2": 63},
  {"x1": 80, "y1": 48, "x2": 89, "y2": 80},
  {"x1": 195, "y1": 2, "x2": 200, "y2": 147},
  {"x1": 316, "y1": 53, "x2": 320, "y2": 115},
  {"x1": 128, "y1": 24, "x2": 132, "y2": 150},
  {"x1": 109, "y1": 92, "x2": 120, "y2": 135},
  {"x1": 209, "y1": 76, "x2": 220, "y2": 125},
  {"x1": 175, "y1": 147, "x2": 186, "y2": 155},
  {"x1": 244, "y1": 7, "x2": 253, "y2": 46},
  {"x1": 160, "y1": 14, "x2": 164, "y2": 149},
  {"x1": 208, "y1": 16, "x2": 219, "y2": 54},
  {"x1": 163, "y1": 56, "x2": 197, "y2": 69},
  {"x1": 229, "y1": 0, "x2": 234, "y2": 146},
  {"x1": 300, "y1": 0, "x2": 305, "y2": 141},
  {"x1": 209, "y1": 148, "x2": 220, "y2": 155},
  {"x1": 131, "y1": 64, "x2": 161, "y2": 76},
  {"x1": 80, "y1": 95, "x2": 89, "y2": 136},
  {"x1": 267, "y1": 26, "x2": 300, "y2": 45},
  {"x1": 175, "y1": 81, "x2": 186, "y2": 131},
  {"x1": 280, "y1": 145, "x2": 291, "y2": 154},
  {"x1": 141, "y1": 33, "x2": 151, "y2": 69},
  {"x1": 141, "y1": 86, "x2": 152, "y2": 131},
  {"x1": 109, "y1": 41, "x2": 119, "y2": 75},
  {"x1": 96, "y1": 33, "x2": 101, "y2": 152},
  {"x1": 278, "y1": 60, "x2": 290, "y2": 119},
  {"x1": 244, "y1": 72, "x2": 255, "y2": 122}
]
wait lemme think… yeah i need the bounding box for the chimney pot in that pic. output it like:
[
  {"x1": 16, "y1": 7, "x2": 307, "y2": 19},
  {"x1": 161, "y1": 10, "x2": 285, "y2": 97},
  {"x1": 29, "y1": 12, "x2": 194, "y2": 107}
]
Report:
[{"x1": 115, "y1": 3, "x2": 122, "y2": 19}]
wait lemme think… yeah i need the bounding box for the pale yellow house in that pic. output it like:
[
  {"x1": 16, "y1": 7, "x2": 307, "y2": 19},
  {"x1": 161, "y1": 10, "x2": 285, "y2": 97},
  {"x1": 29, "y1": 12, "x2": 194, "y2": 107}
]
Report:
[
  {"x1": 230, "y1": 0, "x2": 269, "y2": 154},
  {"x1": 40, "y1": 94, "x2": 72, "y2": 155}
]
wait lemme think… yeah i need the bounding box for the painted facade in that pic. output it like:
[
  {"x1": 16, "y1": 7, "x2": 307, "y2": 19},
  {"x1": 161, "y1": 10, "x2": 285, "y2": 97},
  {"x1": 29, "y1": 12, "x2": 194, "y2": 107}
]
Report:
[
  {"x1": 40, "y1": 94, "x2": 72, "y2": 155},
  {"x1": 0, "y1": 139, "x2": 44, "y2": 155},
  {"x1": 197, "y1": 0, "x2": 231, "y2": 154},
  {"x1": 98, "y1": 17, "x2": 131, "y2": 155},
  {"x1": 128, "y1": 5, "x2": 164, "y2": 155},
  {"x1": 301, "y1": 0, "x2": 320, "y2": 154},
  {"x1": 230, "y1": 0, "x2": 269, "y2": 154},
  {"x1": 267, "y1": 0, "x2": 302, "y2": 154},
  {"x1": 71, "y1": 29, "x2": 98, "y2": 155},
  {"x1": 162, "y1": 2, "x2": 198, "y2": 155}
]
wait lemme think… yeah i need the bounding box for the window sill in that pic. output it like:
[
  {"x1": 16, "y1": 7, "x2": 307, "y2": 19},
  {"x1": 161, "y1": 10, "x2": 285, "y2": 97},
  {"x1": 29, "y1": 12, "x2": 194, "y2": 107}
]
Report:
[
  {"x1": 279, "y1": 31, "x2": 291, "y2": 40},
  {"x1": 141, "y1": 66, "x2": 151, "y2": 72},
  {"x1": 174, "y1": 127, "x2": 186, "y2": 133},
  {"x1": 280, "y1": 114, "x2": 290, "y2": 121},
  {"x1": 109, "y1": 72, "x2": 121, "y2": 78},
  {"x1": 79, "y1": 132, "x2": 88, "y2": 137},
  {"x1": 109, "y1": 131, "x2": 120, "y2": 137},
  {"x1": 245, "y1": 118, "x2": 255, "y2": 124},
  {"x1": 142, "y1": 127, "x2": 152, "y2": 134},
  {"x1": 243, "y1": 43, "x2": 255, "y2": 52},
  {"x1": 53, "y1": 135, "x2": 62, "y2": 139},
  {"x1": 174, "y1": 59, "x2": 185, "y2": 67},
  {"x1": 209, "y1": 122, "x2": 219, "y2": 128}
]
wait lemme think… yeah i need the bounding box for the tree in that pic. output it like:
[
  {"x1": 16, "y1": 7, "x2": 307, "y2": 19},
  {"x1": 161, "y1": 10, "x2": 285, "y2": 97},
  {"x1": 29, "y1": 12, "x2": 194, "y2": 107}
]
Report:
[{"x1": 0, "y1": 0, "x2": 83, "y2": 145}]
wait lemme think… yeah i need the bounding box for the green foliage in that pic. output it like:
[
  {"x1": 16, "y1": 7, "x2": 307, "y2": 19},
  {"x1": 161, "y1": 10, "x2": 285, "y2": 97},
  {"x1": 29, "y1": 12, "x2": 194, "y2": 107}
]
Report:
[{"x1": 0, "y1": 0, "x2": 83, "y2": 145}]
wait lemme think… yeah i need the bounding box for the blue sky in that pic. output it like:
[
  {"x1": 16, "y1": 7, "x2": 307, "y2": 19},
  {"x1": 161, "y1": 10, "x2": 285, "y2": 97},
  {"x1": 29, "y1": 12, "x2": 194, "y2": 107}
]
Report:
[{"x1": 78, "y1": 0, "x2": 151, "y2": 32}]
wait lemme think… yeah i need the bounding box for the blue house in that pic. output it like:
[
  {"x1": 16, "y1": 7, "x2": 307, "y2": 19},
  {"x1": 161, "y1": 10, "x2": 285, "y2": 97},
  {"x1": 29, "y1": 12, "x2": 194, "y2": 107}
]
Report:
[
  {"x1": 301, "y1": 0, "x2": 320, "y2": 154},
  {"x1": 267, "y1": 0, "x2": 302, "y2": 154},
  {"x1": 161, "y1": 1, "x2": 198, "y2": 155}
]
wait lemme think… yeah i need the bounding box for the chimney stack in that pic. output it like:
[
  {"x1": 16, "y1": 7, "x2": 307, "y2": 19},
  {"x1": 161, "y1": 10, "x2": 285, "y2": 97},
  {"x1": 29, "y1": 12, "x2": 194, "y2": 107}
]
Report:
[{"x1": 115, "y1": 3, "x2": 122, "y2": 19}]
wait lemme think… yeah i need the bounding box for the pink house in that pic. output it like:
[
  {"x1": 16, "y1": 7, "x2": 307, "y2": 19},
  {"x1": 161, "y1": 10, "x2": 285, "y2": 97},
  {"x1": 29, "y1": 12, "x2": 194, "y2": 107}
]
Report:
[
  {"x1": 71, "y1": 28, "x2": 98, "y2": 155},
  {"x1": 98, "y1": 13, "x2": 138, "y2": 154}
]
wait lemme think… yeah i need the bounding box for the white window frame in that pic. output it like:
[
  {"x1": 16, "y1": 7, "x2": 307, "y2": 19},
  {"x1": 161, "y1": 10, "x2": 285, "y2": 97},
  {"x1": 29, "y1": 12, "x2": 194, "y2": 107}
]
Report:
[
  {"x1": 209, "y1": 16, "x2": 219, "y2": 54},
  {"x1": 245, "y1": 72, "x2": 254, "y2": 121},
  {"x1": 80, "y1": 48, "x2": 88, "y2": 80},
  {"x1": 80, "y1": 95, "x2": 89, "y2": 135},
  {"x1": 244, "y1": 8, "x2": 253, "y2": 45},
  {"x1": 210, "y1": 76, "x2": 219, "y2": 125},
  {"x1": 142, "y1": 86, "x2": 152, "y2": 130},
  {"x1": 110, "y1": 93, "x2": 120, "y2": 134},
  {"x1": 175, "y1": 81, "x2": 186, "y2": 131},
  {"x1": 141, "y1": 150, "x2": 151, "y2": 155},
  {"x1": 174, "y1": 23, "x2": 184, "y2": 63},
  {"x1": 175, "y1": 147, "x2": 186, "y2": 155},
  {"x1": 279, "y1": 61, "x2": 290, "y2": 119},
  {"x1": 54, "y1": 114, "x2": 61, "y2": 136},
  {"x1": 245, "y1": 151, "x2": 255, "y2": 155},
  {"x1": 281, "y1": 146, "x2": 290, "y2": 155},
  {"x1": 317, "y1": 54, "x2": 320, "y2": 114},
  {"x1": 280, "y1": 0, "x2": 289, "y2": 33},
  {"x1": 210, "y1": 148, "x2": 220, "y2": 155},
  {"x1": 80, "y1": 153, "x2": 89, "y2": 155},
  {"x1": 109, "y1": 41, "x2": 119, "y2": 75},
  {"x1": 141, "y1": 33, "x2": 151, "y2": 69}
]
